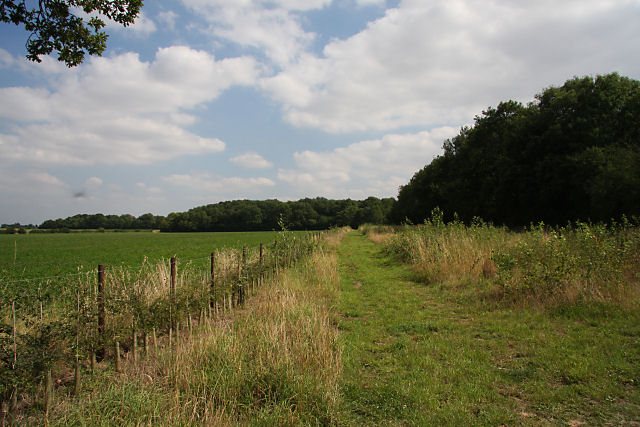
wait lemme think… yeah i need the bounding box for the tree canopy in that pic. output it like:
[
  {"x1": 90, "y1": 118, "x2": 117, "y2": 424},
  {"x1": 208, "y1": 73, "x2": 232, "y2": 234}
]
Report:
[
  {"x1": 1, "y1": 0, "x2": 142, "y2": 66},
  {"x1": 391, "y1": 73, "x2": 640, "y2": 226},
  {"x1": 38, "y1": 197, "x2": 395, "y2": 231}
]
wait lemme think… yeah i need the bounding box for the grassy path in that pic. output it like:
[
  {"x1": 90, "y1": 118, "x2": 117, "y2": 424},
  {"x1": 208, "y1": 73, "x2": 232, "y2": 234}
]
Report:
[{"x1": 337, "y1": 231, "x2": 640, "y2": 425}]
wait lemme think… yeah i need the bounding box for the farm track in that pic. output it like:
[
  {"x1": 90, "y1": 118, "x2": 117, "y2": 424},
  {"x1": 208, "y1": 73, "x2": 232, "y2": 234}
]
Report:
[
  {"x1": 336, "y1": 231, "x2": 640, "y2": 425},
  {"x1": 337, "y1": 231, "x2": 453, "y2": 424}
]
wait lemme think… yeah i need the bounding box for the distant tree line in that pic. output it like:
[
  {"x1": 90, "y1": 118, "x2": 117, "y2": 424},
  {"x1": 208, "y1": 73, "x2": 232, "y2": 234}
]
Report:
[
  {"x1": 39, "y1": 213, "x2": 167, "y2": 231},
  {"x1": 391, "y1": 73, "x2": 640, "y2": 226},
  {"x1": 38, "y1": 197, "x2": 395, "y2": 232}
]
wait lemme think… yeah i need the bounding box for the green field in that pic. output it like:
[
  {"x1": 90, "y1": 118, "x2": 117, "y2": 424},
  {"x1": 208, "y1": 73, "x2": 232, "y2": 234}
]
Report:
[{"x1": 0, "y1": 231, "x2": 301, "y2": 285}]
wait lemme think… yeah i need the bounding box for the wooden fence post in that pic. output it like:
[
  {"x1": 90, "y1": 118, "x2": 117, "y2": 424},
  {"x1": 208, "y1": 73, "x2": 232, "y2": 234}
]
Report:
[
  {"x1": 132, "y1": 329, "x2": 137, "y2": 364},
  {"x1": 259, "y1": 243, "x2": 264, "y2": 288},
  {"x1": 74, "y1": 290, "x2": 81, "y2": 395},
  {"x1": 115, "y1": 341, "x2": 121, "y2": 373},
  {"x1": 241, "y1": 246, "x2": 247, "y2": 303},
  {"x1": 10, "y1": 301, "x2": 17, "y2": 419},
  {"x1": 170, "y1": 257, "x2": 176, "y2": 333},
  {"x1": 45, "y1": 369, "x2": 53, "y2": 416},
  {"x1": 97, "y1": 264, "x2": 106, "y2": 361},
  {"x1": 210, "y1": 252, "x2": 215, "y2": 309},
  {"x1": 274, "y1": 240, "x2": 279, "y2": 276}
]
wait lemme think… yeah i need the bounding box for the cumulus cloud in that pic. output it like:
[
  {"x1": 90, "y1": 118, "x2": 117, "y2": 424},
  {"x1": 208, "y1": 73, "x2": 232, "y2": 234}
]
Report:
[
  {"x1": 229, "y1": 152, "x2": 273, "y2": 168},
  {"x1": 164, "y1": 172, "x2": 276, "y2": 194},
  {"x1": 0, "y1": 47, "x2": 260, "y2": 165},
  {"x1": 182, "y1": 0, "x2": 331, "y2": 67},
  {"x1": 278, "y1": 127, "x2": 456, "y2": 198},
  {"x1": 261, "y1": 0, "x2": 640, "y2": 132}
]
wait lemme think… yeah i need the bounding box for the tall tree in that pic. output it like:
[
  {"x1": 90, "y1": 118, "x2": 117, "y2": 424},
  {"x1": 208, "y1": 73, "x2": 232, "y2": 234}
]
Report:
[{"x1": 394, "y1": 73, "x2": 640, "y2": 226}]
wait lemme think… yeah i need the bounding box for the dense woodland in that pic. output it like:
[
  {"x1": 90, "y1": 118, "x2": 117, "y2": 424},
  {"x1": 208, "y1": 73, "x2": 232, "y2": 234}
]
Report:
[
  {"x1": 37, "y1": 197, "x2": 395, "y2": 232},
  {"x1": 391, "y1": 73, "x2": 640, "y2": 226}
]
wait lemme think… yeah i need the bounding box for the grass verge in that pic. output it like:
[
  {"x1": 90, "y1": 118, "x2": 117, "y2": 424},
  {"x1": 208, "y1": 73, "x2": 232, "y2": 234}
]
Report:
[
  {"x1": 338, "y1": 230, "x2": 640, "y2": 425},
  {"x1": 8, "y1": 234, "x2": 344, "y2": 426}
]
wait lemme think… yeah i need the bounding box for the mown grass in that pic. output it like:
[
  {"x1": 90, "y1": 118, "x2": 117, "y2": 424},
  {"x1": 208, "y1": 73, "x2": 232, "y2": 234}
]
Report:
[
  {"x1": 339, "y1": 230, "x2": 640, "y2": 425},
  {"x1": 6, "y1": 230, "x2": 347, "y2": 425}
]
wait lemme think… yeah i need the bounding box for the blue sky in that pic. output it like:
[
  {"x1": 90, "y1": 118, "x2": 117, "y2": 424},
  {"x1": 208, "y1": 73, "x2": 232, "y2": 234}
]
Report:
[{"x1": 1, "y1": 0, "x2": 639, "y2": 224}]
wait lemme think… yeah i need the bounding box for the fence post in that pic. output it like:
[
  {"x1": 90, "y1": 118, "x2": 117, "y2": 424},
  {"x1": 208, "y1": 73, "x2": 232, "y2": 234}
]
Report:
[
  {"x1": 241, "y1": 246, "x2": 247, "y2": 303},
  {"x1": 259, "y1": 243, "x2": 264, "y2": 288},
  {"x1": 74, "y1": 290, "x2": 81, "y2": 395},
  {"x1": 45, "y1": 369, "x2": 53, "y2": 416},
  {"x1": 11, "y1": 301, "x2": 17, "y2": 419},
  {"x1": 210, "y1": 252, "x2": 215, "y2": 309},
  {"x1": 132, "y1": 329, "x2": 137, "y2": 364},
  {"x1": 97, "y1": 264, "x2": 106, "y2": 361},
  {"x1": 274, "y1": 240, "x2": 279, "y2": 276},
  {"x1": 115, "y1": 341, "x2": 121, "y2": 373},
  {"x1": 170, "y1": 257, "x2": 176, "y2": 333}
]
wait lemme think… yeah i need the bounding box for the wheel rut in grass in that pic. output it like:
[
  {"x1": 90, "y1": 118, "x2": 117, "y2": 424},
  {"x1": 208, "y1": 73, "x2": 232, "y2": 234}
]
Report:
[{"x1": 337, "y1": 231, "x2": 449, "y2": 425}]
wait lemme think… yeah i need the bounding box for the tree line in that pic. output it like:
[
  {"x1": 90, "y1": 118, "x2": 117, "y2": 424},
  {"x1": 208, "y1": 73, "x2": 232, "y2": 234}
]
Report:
[
  {"x1": 37, "y1": 197, "x2": 395, "y2": 232},
  {"x1": 391, "y1": 73, "x2": 640, "y2": 226}
]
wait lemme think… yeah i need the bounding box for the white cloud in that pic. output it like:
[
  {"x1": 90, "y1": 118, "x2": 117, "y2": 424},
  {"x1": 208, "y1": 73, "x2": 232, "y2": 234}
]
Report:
[
  {"x1": 0, "y1": 169, "x2": 70, "y2": 223},
  {"x1": 0, "y1": 169, "x2": 66, "y2": 194},
  {"x1": 85, "y1": 177, "x2": 103, "y2": 187},
  {"x1": 164, "y1": 172, "x2": 276, "y2": 194},
  {"x1": 354, "y1": 0, "x2": 385, "y2": 6},
  {"x1": 0, "y1": 47, "x2": 260, "y2": 165},
  {"x1": 278, "y1": 127, "x2": 456, "y2": 198},
  {"x1": 261, "y1": 0, "x2": 640, "y2": 132},
  {"x1": 128, "y1": 12, "x2": 157, "y2": 35},
  {"x1": 0, "y1": 118, "x2": 225, "y2": 165},
  {"x1": 157, "y1": 11, "x2": 178, "y2": 30},
  {"x1": 229, "y1": 152, "x2": 273, "y2": 168},
  {"x1": 182, "y1": 0, "x2": 331, "y2": 67},
  {"x1": 0, "y1": 48, "x2": 15, "y2": 68}
]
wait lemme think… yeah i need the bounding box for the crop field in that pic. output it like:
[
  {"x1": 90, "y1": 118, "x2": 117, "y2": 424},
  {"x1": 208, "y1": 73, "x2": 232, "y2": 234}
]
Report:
[
  {"x1": 0, "y1": 228, "x2": 321, "y2": 423},
  {"x1": 0, "y1": 230, "x2": 303, "y2": 285}
]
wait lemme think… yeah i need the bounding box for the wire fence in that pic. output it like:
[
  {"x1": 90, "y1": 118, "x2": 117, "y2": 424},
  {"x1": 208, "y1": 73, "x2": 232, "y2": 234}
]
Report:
[{"x1": 0, "y1": 230, "x2": 324, "y2": 414}]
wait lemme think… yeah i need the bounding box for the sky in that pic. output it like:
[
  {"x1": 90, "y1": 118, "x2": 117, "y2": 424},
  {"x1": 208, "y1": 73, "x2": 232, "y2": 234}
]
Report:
[{"x1": 1, "y1": 0, "x2": 639, "y2": 225}]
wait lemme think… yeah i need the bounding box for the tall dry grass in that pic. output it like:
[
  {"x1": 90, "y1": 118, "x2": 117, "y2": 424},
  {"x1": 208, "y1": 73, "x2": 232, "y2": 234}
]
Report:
[
  {"x1": 359, "y1": 224, "x2": 397, "y2": 245},
  {"x1": 384, "y1": 215, "x2": 515, "y2": 287},
  {"x1": 28, "y1": 239, "x2": 342, "y2": 425},
  {"x1": 383, "y1": 210, "x2": 640, "y2": 307}
]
